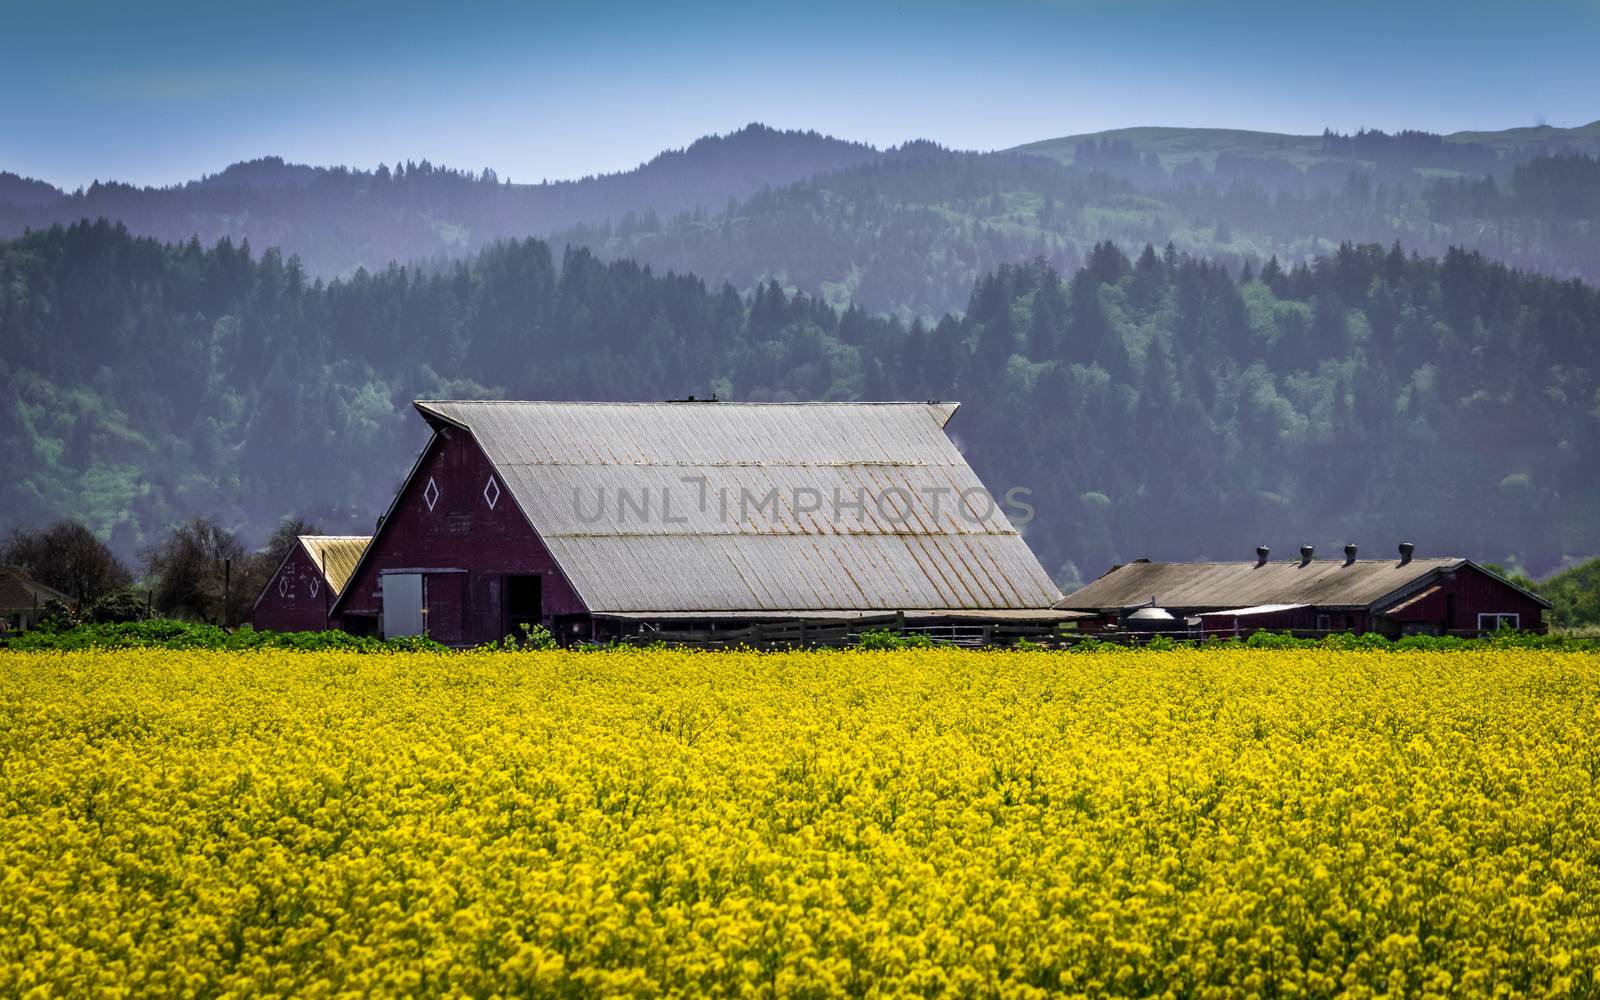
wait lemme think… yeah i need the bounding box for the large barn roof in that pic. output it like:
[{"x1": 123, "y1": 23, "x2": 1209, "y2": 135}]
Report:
[
  {"x1": 298, "y1": 536, "x2": 370, "y2": 596},
  {"x1": 1056, "y1": 556, "x2": 1550, "y2": 611},
  {"x1": 412, "y1": 400, "x2": 1063, "y2": 614}
]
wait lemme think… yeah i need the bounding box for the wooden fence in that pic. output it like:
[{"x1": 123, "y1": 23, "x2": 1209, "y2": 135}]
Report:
[{"x1": 621, "y1": 622, "x2": 1541, "y2": 650}]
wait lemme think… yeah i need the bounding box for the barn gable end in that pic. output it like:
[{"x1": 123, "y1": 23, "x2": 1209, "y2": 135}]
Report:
[
  {"x1": 252, "y1": 535, "x2": 370, "y2": 633},
  {"x1": 331, "y1": 426, "x2": 586, "y2": 645}
]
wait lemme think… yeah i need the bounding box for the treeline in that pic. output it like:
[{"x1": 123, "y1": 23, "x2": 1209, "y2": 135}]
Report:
[{"x1": 2, "y1": 221, "x2": 1597, "y2": 585}]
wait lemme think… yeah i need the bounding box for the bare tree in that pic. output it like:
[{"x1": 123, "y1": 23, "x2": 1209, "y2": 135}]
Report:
[
  {"x1": 145, "y1": 517, "x2": 248, "y2": 624},
  {"x1": 2, "y1": 521, "x2": 132, "y2": 606}
]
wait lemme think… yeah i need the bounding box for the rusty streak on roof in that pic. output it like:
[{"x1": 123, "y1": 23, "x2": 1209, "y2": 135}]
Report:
[{"x1": 413, "y1": 400, "x2": 1062, "y2": 614}]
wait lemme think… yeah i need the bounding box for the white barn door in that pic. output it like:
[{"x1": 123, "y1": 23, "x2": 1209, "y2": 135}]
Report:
[{"x1": 382, "y1": 573, "x2": 425, "y2": 638}]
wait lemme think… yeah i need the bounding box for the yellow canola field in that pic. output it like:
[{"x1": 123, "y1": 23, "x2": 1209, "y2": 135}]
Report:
[{"x1": 2, "y1": 647, "x2": 1598, "y2": 998}]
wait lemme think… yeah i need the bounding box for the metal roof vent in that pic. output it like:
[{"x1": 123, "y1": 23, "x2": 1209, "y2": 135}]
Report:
[
  {"x1": 1256, "y1": 545, "x2": 1270, "y2": 567},
  {"x1": 1127, "y1": 606, "x2": 1176, "y2": 622},
  {"x1": 1343, "y1": 543, "x2": 1358, "y2": 566},
  {"x1": 1299, "y1": 544, "x2": 1314, "y2": 567},
  {"x1": 1399, "y1": 541, "x2": 1415, "y2": 565}
]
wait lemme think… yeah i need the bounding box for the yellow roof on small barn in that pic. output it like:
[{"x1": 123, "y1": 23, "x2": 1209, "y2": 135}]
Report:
[{"x1": 298, "y1": 536, "x2": 370, "y2": 596}]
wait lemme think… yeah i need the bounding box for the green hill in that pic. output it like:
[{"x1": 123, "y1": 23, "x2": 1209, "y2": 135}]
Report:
[
  {"x1": 1012, "y1": 126, "x2": 1327, "y2": 170},
  {"x1": 1011, "y1": 120, "x2": 1600, "y2": 170}
]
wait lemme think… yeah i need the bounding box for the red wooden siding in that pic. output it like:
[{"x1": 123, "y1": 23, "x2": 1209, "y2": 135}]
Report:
[
  {"x1": 252, "y1": 544, "x2": 334, "y2": 632},
  {"x1": 334, "y1": 427, "x2": 587, "y2": 645},
  {"x1": 1381, "y1": 564, "x2": 1546, "y2": 635}
]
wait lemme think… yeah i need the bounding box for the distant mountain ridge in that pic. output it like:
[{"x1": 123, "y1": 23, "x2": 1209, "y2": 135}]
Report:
[
  {"x1": 1011, "y1": 119, "x2": 1600, "y2": 169},
  {"x1": 5, "y1": 119, "x2": 1599, "y2": 320},
  {"x1": 0, "y1": 124, "x2": 881, "y2": 277}
]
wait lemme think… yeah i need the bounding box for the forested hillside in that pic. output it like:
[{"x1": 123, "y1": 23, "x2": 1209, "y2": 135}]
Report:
[
  {"x1": 0, "y1": 125, "x2": 877, "y2": 277},
  {"x1": 559, "y1": 142, "x2": 1600, "y2": 319},
  {"x1": 3, "y1": 221, "x2": 1595, "y2": 581}
]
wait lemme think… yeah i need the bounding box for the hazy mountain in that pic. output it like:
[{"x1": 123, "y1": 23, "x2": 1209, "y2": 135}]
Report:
[
  {"x1": 1010, "y1": 120, "x2": 1600, "y2": 193},
  {"x1": 0, "y1": 172, "x2": 61, "y2": 207},
  {"x1": 550, "y1": 138, "x2": 1600, "y2": 319},
  {"x1": 0, "y1": 124, "x2": 880, "y2": 277},
  {"x1": 6, "y1": 120, "x2": 1597, "y2": 322}
]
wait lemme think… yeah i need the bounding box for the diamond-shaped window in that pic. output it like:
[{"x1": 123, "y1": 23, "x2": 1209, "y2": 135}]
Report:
[
  {"x1": 278, "y1": 574, "x2": 290, "y2": 599},
  {"x1": 484, "y1": 475, "x2": 501, "y2": 510},
  {"x1": 309, "y1": 577, "x2": 320, "y2": 599},
  {"x1": 423, "y1": 476, "x2": 441, "y2": 511}
]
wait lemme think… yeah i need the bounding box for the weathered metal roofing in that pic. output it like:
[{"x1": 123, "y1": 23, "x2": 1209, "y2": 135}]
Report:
[
  {"x1": 299, "y1": 536, "x2": 370, "y2": 597},
  {"x1": 594, "y1": 608, "x2": 1088, "y2": 622},
  {"x1": 1056, "y1": 557, "x2": 1467, "y2": 611},
  {"x1": 413, "y1": 400, "x2": 1061, "y2": 614}
]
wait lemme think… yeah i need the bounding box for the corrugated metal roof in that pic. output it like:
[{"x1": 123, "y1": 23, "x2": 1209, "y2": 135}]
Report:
[
  {"x1": 413, "y1": 400, "x2": 1061, "y2": 614},
  {"x1": 594, "y1": 608, "x2": 1088, "y2": 622},
  {"x1": 299, "y1": 536, "x2": 370, "y2": 597},
  {"x1": 1056, "y1": 557, "x2": 1466, "y2": 611}
]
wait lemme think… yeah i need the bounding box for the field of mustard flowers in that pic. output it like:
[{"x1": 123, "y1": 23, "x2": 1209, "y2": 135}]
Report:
[{"x1": 2, "y1": 647, "x2": 1598, "y2": 997}]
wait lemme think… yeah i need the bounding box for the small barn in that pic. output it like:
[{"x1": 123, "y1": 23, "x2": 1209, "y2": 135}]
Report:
[
  {"x1": 1057, "y1": 543, "x2": 1550, "y2": 637},
  {"x1": 251, "y1": 536, "x2": 370, "y2": 633},
  {"x1": 0, "y1": 566, "x2": 71, "y2": 633},
  {"x1": 329, "y1": 399, "x2": 1071, "y2": 644}
]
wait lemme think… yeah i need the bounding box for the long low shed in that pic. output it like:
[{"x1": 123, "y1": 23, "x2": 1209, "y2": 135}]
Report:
[{"x1": 1057, "y1": 544, "x2": 1550, "y2": 637}]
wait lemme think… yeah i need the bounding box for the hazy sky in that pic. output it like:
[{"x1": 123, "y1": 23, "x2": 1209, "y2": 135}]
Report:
[{"x1": 6, "y1": 0, "x2": 1597, "y2": 189}]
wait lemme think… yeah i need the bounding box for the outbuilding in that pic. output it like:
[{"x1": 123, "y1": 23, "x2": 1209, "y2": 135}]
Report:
[
  {"x1": 329, "y1": 399, "x2": 1072, "y2": 644},
  {"x1": 251, "y1": 535, "x2": 370, "y2": 633},
  {"x1": 0, "y1": 566, "x2": 71, "y2": 633},
  {"x1": 1057, "y1": 543, "x2": 1549, "y2": 637}
]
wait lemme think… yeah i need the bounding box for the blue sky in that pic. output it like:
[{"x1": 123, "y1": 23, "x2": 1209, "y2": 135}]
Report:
[{"x1": 5, "y1": 0, "x2": 1597, "y2": 189}]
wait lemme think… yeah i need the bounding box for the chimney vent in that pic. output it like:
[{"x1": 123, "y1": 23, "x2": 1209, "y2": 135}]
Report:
[
  {"x1": 1299, "y1": 544, "x2": 1314, "y2": 567},
  {"x1": 1399, "y1": 541, "x2": 1415, "y2": 565},
  {"x1": 1255, "y1": 545, "x2": 1270, "y2": 567},
  {"x1": 1343, "y1": 543, "x2": 1358, "y2": 566}
]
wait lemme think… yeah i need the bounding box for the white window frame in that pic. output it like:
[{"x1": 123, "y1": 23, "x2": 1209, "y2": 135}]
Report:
[{"x1": 1477, "y1": 612, "x2": 1519, "y2": 634}]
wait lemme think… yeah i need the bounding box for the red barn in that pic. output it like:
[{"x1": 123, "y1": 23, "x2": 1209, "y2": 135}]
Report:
[
  {"x1": 329, "y1": 399, "x2": 1071, "y2": 644},
  {"x1": 251, "y1": 536, "x2": 370, "y2": 633},
  {"x1": 1057, "y1": 543, "x2": 1550, "y2": 637}
]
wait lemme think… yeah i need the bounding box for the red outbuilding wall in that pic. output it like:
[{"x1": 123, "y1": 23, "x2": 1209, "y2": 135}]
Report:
[
  {"x1": 252, "y1": 543, "x2": 335, "y2": 633},
  {"x1": 333, "y1": 426, "x2": 587, "y2": 645},
  {"x1": 1381, "y1": 564, "x2": 1547, "y2": 635}
]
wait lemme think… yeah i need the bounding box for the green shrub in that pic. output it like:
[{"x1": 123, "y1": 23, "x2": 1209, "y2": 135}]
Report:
[
  {"x1": 856, "y1": 628, "x2": 938, "y2": 650},
  {"x1": 0, "y1": 619, "x2": 449, "y2": 654}
]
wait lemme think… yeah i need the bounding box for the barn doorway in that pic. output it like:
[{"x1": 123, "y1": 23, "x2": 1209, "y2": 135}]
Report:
[
  {"x1": 382, "y1": 573, "x2": 425, "y2": 638},
  {"x1": 503, "y1": 575, "x2": 543, "y2": 639}
]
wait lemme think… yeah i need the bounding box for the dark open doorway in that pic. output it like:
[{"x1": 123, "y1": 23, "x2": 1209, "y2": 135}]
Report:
[{"x1": 504, "y1": 574, "x2": 543, "y2": 638}]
